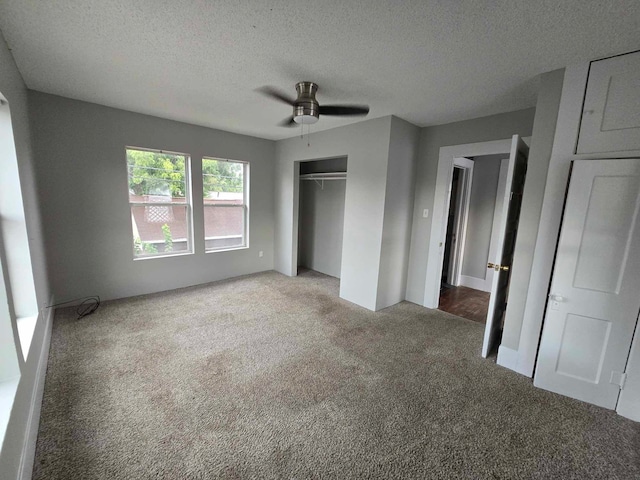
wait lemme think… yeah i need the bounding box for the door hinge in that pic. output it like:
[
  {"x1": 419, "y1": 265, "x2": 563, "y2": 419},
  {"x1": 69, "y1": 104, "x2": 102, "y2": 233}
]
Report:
[{"x1": 610, "y1": 371, "x2": 627, "y2": 389}]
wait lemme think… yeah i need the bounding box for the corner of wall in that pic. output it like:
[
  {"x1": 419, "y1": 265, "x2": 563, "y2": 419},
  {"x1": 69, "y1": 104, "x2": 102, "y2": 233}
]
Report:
[{"x1": 376, "y1": 117, "x2": 420, "y2": 310}]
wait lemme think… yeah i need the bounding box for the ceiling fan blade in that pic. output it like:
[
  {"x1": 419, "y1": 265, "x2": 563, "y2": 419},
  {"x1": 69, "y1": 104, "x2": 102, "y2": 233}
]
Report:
[
  {"x1": 278, "y1": 116, "x2": 297, "y2": 127},
  {"x1": 319, "y1": 105, "x2": 369, "y2": 116},
  {"x1": 257, "y1": 86, "x2": 296, "y2": 106}
]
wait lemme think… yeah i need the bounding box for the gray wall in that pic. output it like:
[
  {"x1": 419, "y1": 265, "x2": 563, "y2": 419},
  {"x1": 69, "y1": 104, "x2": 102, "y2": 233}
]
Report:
[
  {"x1": 27, "y1": 91, "x2": 275, "y2": 302},
  {"x1": 376, "y1": 117, "x2": 420, "y2": 310},
  {"x1": 298, "y1": 178, "x2": 346, "y2": 278},
  {"x1": 461, "y1": 155, "x2": 502, "y2": 279},
  {"x1": 405, "y1": 108, "x2": 536, "y2": 305},
  {"x1": 275, "y1": 116, "x2": 394, "y2": 310},
  {"x1": 0, "y1": 31, "x2": 51, "y2": 480},
  {"x1": 501, "y1": 69, "x2": 565, "y2": 352}
]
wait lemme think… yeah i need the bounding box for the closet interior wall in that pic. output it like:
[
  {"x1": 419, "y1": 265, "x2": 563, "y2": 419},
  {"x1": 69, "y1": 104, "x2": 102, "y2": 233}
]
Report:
[{"x1": 298, "y1": 157, "x2": 347, "y2": 278}]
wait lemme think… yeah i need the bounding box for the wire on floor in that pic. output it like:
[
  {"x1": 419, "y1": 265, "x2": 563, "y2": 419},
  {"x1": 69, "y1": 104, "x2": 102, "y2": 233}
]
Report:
[{"x1": 44, "y1": 296, "x2": 101, "y2": 319}]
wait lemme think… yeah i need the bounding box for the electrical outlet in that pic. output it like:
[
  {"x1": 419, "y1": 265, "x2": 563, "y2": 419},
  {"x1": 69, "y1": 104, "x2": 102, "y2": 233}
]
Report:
[
  {"x1": 423, "y1": 209, "x2": 429, "y2": 218},
  {"x1": 259, "y1": 251, "x2": 263, "y2": 258}
]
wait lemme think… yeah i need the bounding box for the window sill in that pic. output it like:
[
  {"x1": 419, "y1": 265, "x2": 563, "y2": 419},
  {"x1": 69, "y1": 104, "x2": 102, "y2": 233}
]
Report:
[
  {"x1": 17, "y1": 315, "x2": 37, "y2": 360},
  {"x1": 133, "y1": 251, "x2": 194, "y2": 261},
  {"x1": 0, "y1": 376, "x2": 19, "y2": 454},
  {"x1": 205, "y1": 246, "x2": 248, "y2": 254}
]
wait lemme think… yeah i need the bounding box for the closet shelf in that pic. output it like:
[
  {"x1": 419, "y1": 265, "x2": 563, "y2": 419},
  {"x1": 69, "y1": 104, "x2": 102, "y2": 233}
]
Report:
[
  {"x1": 300, "y1": 172, "x2": 347, "y2": 181},
  {"x1": 300, "y1": 172, "x2": 347, "y2": 189}
]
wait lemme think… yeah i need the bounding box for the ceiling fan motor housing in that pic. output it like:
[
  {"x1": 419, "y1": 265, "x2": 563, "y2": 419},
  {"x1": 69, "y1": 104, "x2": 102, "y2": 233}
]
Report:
[{"x1": 294, "y1": 81, "x2": 320, "y2": 124}]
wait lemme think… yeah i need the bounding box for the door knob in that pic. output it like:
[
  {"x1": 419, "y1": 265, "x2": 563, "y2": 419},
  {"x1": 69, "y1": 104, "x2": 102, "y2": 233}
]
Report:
[
  {"x1": 549, "y1": 294, "x2": 565, "y2": 302},
  {"x1": 487, "y1": 263, "x2": 510, "y2": 272}
]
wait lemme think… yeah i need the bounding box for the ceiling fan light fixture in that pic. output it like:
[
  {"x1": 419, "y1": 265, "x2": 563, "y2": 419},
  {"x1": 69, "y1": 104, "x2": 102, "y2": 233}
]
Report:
[
  {"x1": 293, "y1": 114, "x2": 319, "y2": 125},
  {"x1": 293, "y1": 82, "x2": 320, "y2": 124}
]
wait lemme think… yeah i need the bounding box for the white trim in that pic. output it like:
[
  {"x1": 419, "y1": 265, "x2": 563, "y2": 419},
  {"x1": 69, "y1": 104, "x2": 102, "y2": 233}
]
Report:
[
  {"x1": 18, "y1": 295, "x2": 54, "y2": 480},
  {"x1": 133, "y1": 251, "x2": 194, "y2": 261},
  {"x1": 204, "y1": 234, "x2": 243, "y2": 241},
  {"x1": 424, "y1": 139, "x2": 512, "y2": 309},
  {"x1": 497, "y1": 345, "x2": 520, "y2": 371},
  {"x1": 459, "y1": 275, "x2": 491, "y2": 293},
  {"x1": 205, "y1": 245, "x2": 249, "y2": 254},
  {"x1": 516, "y1": 64, "x2": 592, "y2": 378},
  {"x1": 617, "y1": 314, "x2": 640, "y2": 422},
  {"x1": 497, "y1": 346, "x2": 537, "y2": 376},
  {"x1": 447, "y1": 158, "x2": 474, "y2": 286}
]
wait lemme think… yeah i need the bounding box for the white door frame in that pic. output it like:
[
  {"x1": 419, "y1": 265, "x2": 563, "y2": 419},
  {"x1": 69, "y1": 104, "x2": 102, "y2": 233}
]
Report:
[
  {"x1": 424, "y1": 139, "x2": 513, "y2": 309},
  {"x1": 446, "y1": 158, "x2": 474, "y2": 286}
]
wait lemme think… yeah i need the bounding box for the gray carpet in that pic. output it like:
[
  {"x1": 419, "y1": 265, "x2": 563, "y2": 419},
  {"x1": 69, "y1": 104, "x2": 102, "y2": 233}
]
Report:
[{"x1": 33, "y1": 270, "x2": 640, "y2": 479}]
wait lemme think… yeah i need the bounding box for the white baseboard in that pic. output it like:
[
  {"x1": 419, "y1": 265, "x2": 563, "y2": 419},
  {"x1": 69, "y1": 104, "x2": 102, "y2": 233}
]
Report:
[
  {"x1": 459, "y1": 275, "x2": 491, "y2": 293},
  {"x1": 18, "y1": 296, "x2": 54, "y2": 480},
  {"x1": 617, "y1": 399, "x2": 640, "y2": 423}
]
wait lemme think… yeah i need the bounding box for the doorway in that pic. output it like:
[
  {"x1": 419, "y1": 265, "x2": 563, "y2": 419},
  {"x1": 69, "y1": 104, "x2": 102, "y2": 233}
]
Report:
[
  {"x1": 426, "y1": 136, "x2": 529, "y2": 357},
  {"x1": 438, "y1": 155, "x2": 507, "y2": 324}
]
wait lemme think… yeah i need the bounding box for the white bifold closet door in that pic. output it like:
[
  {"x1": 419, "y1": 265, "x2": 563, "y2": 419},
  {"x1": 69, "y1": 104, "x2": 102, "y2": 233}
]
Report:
[{"x1": 534, "y1": 158, "x2": 640, "y2": 409}]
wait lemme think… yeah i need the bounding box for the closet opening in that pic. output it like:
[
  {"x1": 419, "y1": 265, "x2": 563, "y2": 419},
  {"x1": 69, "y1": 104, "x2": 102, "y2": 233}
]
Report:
[{"x1": 296, "y1": 157, "x2": 347, "y2": 289}]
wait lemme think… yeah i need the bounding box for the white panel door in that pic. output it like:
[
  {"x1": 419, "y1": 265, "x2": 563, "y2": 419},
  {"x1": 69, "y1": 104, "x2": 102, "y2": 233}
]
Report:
[
  {"x1": 577, "y1": 51, "x2": 640, "y2": 154},
  {"x1": 534, "y1": 159, "x2": 640, "y2": 409},
  {"x1": 482, "y1": 136, "x2": 528, "y2": 357}
]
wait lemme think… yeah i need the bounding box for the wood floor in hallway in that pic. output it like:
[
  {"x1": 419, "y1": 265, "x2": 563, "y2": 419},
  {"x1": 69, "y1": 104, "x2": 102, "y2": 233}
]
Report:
[{"x1": 438, "y1": 285, "x2": 490, "y2": 323}]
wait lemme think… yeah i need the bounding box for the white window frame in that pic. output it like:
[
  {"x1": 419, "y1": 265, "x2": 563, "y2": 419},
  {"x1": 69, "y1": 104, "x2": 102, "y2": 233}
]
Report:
[
  {"x1": 126, "y1": 146, "x2": 194, "y2": 260},
  {"x1": 202, "y1": 157, "x2": 249, "y2": 253}
]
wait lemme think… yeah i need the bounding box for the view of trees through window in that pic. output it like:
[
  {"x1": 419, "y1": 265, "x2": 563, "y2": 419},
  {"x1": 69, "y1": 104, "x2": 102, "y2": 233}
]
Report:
[
  {"x1": 127, "y1": 149, "x2": 187, "y2": 198},
  {"x1": 203, "y1": 159, "x2": 243, "y2": 195},
  {"x1": 127, "y1": 149, "x2": 243, "y2": 197}
]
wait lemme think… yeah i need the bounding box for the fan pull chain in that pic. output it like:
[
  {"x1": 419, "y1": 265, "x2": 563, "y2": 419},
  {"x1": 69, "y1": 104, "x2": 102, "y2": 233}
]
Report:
[{"x1": 307, "y1": 123, "x2": 310, "y2": 147}]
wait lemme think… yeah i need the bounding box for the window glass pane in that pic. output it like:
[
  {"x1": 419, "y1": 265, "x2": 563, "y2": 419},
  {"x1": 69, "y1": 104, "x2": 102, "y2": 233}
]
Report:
[
  {"x1": 131, "y1": 205, "x2": 190, "y2": 256},
  {"x1": 203, "y1": 205, "x2": 244, "y2": 249},
  {"x1": 127, "y1": 148, "x2": 191, "y2": 258},
  {"x1": 202, "y1": 158, "x2": 245, "y2": 250},
  {"x1": 127, "y1": 149, "x2": 187, "y2": 204}
]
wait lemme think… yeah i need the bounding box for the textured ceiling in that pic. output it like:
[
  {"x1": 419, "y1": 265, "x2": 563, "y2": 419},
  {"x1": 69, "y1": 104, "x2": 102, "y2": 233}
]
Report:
[{"x1": 0, "y1": 1, "x2": 639, "y2": 140}]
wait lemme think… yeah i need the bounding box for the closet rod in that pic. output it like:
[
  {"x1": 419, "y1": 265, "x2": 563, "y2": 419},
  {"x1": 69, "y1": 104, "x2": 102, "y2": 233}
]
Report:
[{"x1": 299, "y1": 172, "x2": 347, "y2": 180}]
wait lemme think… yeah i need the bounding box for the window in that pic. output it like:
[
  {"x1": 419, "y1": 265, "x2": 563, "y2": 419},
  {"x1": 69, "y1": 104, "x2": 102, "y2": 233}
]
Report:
[
  {"x1": 202, "y1": 157, "x2": 248, "y2": 251},
  {"x1": 126, "y1": 147, "x2": 192, "y2": 258},
  {"x1": 1, "y1": 94, "x2": 38, "y2": 448}
]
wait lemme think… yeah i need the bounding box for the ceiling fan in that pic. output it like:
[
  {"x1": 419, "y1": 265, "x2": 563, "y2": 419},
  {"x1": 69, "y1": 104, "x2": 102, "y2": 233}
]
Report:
[{"x1": 258, "y1": 82, "x2": 370, "y2": 127}]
